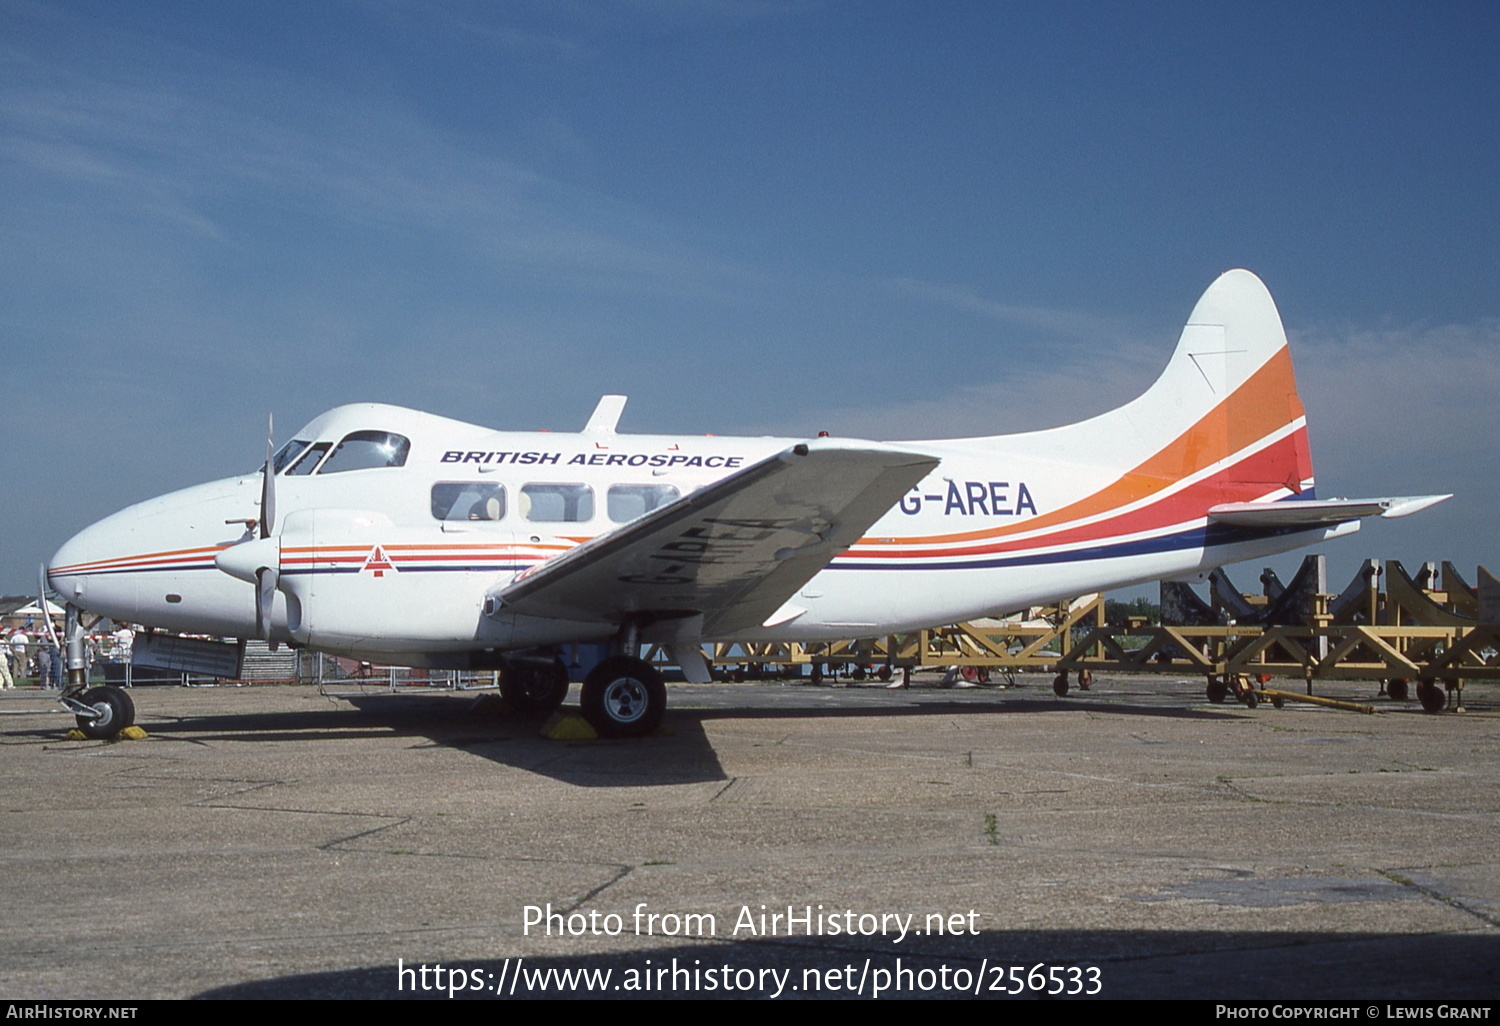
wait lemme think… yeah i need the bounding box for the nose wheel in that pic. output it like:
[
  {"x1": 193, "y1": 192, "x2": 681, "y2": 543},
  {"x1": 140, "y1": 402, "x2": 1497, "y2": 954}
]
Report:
[
  {"x1": 66, "y1": 686, "x2": 136, "y2": 739},
  {"x1": 580, "y1": 656, "x2": 665, "y2": 738}
]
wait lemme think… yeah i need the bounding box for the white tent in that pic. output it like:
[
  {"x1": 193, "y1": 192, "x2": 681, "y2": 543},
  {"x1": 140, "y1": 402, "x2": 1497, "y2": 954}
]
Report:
[{"x1": 8, "y1": 598, "x2": 65, "y2": 618}]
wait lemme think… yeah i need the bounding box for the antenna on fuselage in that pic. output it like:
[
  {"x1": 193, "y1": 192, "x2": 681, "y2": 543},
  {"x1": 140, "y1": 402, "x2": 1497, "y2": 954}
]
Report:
[{"x1": 583, "y1": 395, "x2": 627, "y2": 434}]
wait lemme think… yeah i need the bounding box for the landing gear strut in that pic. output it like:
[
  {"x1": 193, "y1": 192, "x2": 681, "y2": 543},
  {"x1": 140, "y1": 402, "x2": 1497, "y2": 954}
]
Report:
[{"x1": 53, "y1": 600, "x2": 137, "y2": 739}]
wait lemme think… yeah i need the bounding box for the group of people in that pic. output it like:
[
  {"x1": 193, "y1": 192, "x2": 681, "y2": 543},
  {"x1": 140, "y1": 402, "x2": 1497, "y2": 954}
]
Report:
[
  {"x1": 0, "y1": 624, "x2": 134, "y2": 689},
  {"x1": 1, "y1": 627, "x2": 59, "y2": 689}
]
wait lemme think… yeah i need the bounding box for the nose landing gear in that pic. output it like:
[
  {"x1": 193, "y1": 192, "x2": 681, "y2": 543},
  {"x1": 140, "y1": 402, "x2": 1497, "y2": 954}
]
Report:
[
  {"x1": 68, "y1": 686, "x2": 137, "y2": 739},
  {"x1": 50, "y1": 597, "x2": 138, "y2": 739}
]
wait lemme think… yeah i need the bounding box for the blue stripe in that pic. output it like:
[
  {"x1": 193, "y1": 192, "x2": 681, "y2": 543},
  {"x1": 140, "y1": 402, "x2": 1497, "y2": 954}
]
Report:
[
  {"x1": 281, "y1": 563, "x2": 528, "y2": 576},
  {"x1": 50, "y1": 564, "x2": 219, "y2": 577},
  {"x1": 827, "y1": 523, "x2": 1318, "y2": 572}
]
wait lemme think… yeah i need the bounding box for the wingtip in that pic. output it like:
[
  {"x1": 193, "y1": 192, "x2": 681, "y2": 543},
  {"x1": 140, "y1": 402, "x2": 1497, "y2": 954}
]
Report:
[{"x1": 1378, "y1": 494, "x2": 1452, "y2": 519}]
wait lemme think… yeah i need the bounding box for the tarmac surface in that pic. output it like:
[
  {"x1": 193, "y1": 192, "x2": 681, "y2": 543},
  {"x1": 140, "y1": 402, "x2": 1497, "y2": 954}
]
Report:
[{"x1": 1, "y1": 672, "x2": 1497, "y2": 1001}]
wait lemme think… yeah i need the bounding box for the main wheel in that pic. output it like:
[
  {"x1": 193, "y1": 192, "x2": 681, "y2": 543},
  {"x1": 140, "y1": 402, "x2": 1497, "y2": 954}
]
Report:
[
  {"x1": 1052, "y1": 673, "x2": 1069, "y2": 697},
  {"x1": 1386, "y1": 678, "x2": 1410, "y2": 702},
  {"x1": 581, "y1": 656, "x2": 666, "y2": 738},
  {"x1": 1417, "y1": 680, "x2": 1446, "y2": 714},
  {"x1": 500, "y1": 658, "x2": 570, "y2": 714},
  {"x1": 1206, "y1": 677, "x2": 1228, "y2": 704},
  {"x1": 76, "y1": 686, "x2": 135, "y2": 739}
]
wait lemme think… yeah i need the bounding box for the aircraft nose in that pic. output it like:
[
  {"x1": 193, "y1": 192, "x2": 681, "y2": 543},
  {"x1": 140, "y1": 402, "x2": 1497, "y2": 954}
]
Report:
[
  {"x1": 48, "y1": 518, "x2": 126, "y2": 614},
  {"x1": 46, "y1": 475, "x2": 258, "y2": 624}
]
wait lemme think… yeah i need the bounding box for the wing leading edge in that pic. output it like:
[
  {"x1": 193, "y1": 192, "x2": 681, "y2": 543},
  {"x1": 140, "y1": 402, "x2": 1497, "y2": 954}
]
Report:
[{"x1": 487, "y1": 440, "x2": 940, "y2": 636}]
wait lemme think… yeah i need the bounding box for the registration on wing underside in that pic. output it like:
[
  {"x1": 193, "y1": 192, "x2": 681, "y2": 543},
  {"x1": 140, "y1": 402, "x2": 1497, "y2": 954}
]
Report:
[{"x1": 487, "y1": 440, "x2": 940, "y2": 636}]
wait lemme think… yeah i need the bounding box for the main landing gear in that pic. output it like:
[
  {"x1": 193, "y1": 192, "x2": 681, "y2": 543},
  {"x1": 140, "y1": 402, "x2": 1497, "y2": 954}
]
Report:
[
  {"x1": 580, "y1": 655, "x2": 666, "y2": 738},
  {"x1": 499, "y1": 657, "x2": 570, "y2": 715}
]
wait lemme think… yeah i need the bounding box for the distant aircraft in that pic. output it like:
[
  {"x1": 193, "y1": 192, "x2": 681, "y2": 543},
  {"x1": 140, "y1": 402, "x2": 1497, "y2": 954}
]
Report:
[{"x1": 47, "y1": 270, "x2": 1447, "y2": 737}]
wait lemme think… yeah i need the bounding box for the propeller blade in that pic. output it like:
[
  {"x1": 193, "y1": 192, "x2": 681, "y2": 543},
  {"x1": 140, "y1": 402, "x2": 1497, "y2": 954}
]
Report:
[
  {"x1": 260, "y1": 413, "x2": 276, "y2": 538},
  {"x1": 256, "y1": 566, "x2": 279, "y2": 640},
  {"x1": 37, "y1": 565, "x2": 62, "y2": 650}
]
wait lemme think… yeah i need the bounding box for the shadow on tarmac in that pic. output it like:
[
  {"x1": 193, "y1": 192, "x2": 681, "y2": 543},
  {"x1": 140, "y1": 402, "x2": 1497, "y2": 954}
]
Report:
[
  {"x1": 3, "y1": 685, "x2": 1249, "y2": 788},
  {"x1": 195, "y1": 929, "x2": 1500, "y2": 999}
]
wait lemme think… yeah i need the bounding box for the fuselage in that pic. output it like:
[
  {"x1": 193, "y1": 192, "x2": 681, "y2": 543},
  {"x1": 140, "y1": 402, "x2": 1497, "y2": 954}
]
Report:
[{"x1": 48, "y1": 398, "x2": 1344, "y2": 666}]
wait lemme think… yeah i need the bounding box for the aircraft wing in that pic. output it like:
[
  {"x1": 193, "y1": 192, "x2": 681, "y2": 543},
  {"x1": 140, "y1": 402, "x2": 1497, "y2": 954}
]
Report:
[
  {"x1": 488, "y1": 440, "x2": 940, "y2": 636},
  {"x1": 1208, "y1": 494, "x2": 1450, "y2": 528}
]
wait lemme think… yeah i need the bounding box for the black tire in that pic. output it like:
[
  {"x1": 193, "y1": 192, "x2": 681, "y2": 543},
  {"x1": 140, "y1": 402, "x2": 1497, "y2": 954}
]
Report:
[
  {"x1": 1207, "y1": 677, "x2": 1228, "y2": 704},
  {"x1": 581, "y1": 656, "x2": 666, "y2": 738},
  {"x1": 1386, "y1": 679, "x2": 1410, "y2": 702},
  {"x1": 1417, "y1": 680, "x2": 1446, "y2": 714},
  {"x1": 1242, "y1": 689, "x2": 1259, "y2": 709},
  {"x1": 76, "y1": 686, "x2": 135, "y2": 739},
  {"x1": 500, "y1": 658, "x2": 570, "y2": 714},
  {"x1": 1052, "y1": 673, "x2": 1069, "y2": 697}
]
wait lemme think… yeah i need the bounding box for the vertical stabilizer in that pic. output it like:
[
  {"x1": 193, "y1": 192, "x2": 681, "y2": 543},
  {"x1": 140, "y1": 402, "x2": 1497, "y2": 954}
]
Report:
[{"x1": 1117, "y1": 269, "x2": 1315, "y2": 505}]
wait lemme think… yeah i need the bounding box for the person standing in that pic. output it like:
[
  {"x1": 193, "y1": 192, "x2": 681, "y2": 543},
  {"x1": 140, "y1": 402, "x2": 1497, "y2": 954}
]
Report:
[
  {"x1": 47, "y1": 638, "x2": 64, "y2": 690},
  {"x1": 10, "y1": 630, "x2": 30, "y2": 685}
]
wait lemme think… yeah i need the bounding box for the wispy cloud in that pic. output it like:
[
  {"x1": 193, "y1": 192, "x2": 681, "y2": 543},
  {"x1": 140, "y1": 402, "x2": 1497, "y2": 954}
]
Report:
[
  {"x1": 0, "y1": 23, "x2": 737, "y2": 297},
  {"x1": 891, "y1": 276, "x2": 1132, "y2": 344}
]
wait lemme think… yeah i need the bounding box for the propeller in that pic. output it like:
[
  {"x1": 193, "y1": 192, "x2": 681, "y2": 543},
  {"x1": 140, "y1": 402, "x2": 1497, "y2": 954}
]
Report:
[
  {"x1": 215, "y1": 415, "x2": 282, "y2": 641},
  {"x1": 37, "y1": 565, "x2": 62, "y2": 650},
  {"x1": 260, "y1": 413, "x2": 276, "y2": 539},
  {"x1": 256, "y1": 566, "x2": 278, "y2": 641},
  {"x1": 257, "y1": 414, "x2": 278, "y2": 639}
]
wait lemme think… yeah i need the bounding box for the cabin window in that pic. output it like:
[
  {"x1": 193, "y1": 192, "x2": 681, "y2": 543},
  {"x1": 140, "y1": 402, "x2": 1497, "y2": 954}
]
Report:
[
  {"x1": 607, "y1": 484, "x2": 680, "y2": 523},
  {"x1": 319, "y1": 431, "x2": 411, "y2": 474},
  {"x1": 520, "y1": 483, "x2": 594, "y2": 522},
  {"x1": 284, "y1": 441, "x2": 331, "y2": 476},
  {"x1": 432, "y1": 482, "x2": 505, "y2": 522},
  {"x1": 272, "y1": 439, "x2": 311, "y2": 474}
]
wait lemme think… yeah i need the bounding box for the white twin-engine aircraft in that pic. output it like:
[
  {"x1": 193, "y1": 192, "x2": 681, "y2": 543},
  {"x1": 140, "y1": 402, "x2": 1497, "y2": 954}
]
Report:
[{"x1": 48, "y1": 270, "x2": 1446, "y2": 737}]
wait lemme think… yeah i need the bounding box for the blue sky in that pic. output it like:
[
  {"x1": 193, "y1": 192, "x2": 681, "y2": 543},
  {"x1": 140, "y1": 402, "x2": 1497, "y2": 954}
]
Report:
[{"x1": 3, "y1": 0, "x2": 1498, "y2": 601}]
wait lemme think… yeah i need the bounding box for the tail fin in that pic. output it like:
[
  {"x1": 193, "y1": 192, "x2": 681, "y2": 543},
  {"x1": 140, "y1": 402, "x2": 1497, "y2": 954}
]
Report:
[
  {"x1": 927, "y1": 271, "x2": 1317, "y2": 544},
  {"x1": 1118, "y1": 268, "x2": 1314, "y2": 504}
]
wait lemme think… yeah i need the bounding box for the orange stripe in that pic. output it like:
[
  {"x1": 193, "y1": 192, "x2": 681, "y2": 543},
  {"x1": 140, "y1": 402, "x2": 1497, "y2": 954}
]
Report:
[
  {"x1": 51, "y1": 544, "x2": 228, "y2": 574},
  {"x1": 869, "y1": 347, "x2": 1305, "y2": 546}
]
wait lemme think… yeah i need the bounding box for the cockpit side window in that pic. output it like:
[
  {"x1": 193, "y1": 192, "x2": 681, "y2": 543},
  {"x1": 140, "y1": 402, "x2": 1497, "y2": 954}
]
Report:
[
  {"x1": 432, "y1": 482, "x2": 505, "y2": 521},
  {"x1": 318, "y1": 431, "x2": 411, "y2": 474},
  {"x1": 284, "y1": 441, "x2": 331, "y2": 476},
  {"x1": 272, "y1": 439, "x2": 312, "y2": 474},
  {"x1": 607, "y1": 484, "x2": 681, "y2": 523}
]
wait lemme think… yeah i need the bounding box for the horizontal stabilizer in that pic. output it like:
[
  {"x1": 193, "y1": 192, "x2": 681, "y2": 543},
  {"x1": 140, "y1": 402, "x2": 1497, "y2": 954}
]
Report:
[{"x1": 1208, "y1": 495, "x2": 1450, "y2": 528}]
